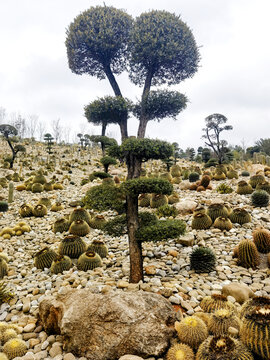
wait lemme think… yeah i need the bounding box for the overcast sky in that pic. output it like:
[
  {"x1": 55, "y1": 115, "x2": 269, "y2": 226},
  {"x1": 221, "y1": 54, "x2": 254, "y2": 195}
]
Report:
[{"x1": 0, "y1": 0, "x2": 269, "y2": 149}]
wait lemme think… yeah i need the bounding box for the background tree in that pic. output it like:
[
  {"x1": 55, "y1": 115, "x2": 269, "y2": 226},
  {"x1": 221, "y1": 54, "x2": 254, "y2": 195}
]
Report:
[
  {"x1": 66, "y1": 6, "x2": 200, "y2": 283},
  {"x1": 77, "y1": 133, "x2": 85, "y2": 149},
  {"x1": 0, "y1": 107, "x2": 6, "y2": 124},
  {"x1": 9, "y1": 112, "x2": 27, "y2": 139},
  {"x1": 27, "y1": 114, "x2": 38, "y2": 139},
  {"x1": 202, "y1": 113, "x2": 233, "y2": 164},
  {"x1": 255, "y1": 138, "x2": 270, "y2": 155},
  {"x1": 37, "y1": 121, "x2": 46, "y2": 142},
  {"x1": 172, "y1": 142, "x2": 180, "y2": 164},
  {"x1": 186, "y1": 147, "x2": 195, "y2": 161},
  {"x1": 201, "y1": 148, "x2": 211, "y2": 163},
  {"x1": 51, "y1": 118, "x2": 62, "y2": 144},
  {"x1": 0, "y1": 124, "x2": 26, "y2": 168}
]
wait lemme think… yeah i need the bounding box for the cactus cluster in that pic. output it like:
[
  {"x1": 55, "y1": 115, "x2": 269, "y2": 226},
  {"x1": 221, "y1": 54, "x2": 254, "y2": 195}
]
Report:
[{"x1": 0, "y1": 222, "x2": 30, "y2": 239}]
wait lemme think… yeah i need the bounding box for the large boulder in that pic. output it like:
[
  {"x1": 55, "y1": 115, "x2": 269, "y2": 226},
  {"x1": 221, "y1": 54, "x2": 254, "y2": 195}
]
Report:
[
  {"x1": 175, "y1": 199, "x2": 197, "y2": 214},
  {"x1": 221, "y1": 282, "x2": 255, "y2": 304},
  {"x1": 39, "y1": 289, "x2": 176, "y2": 360}
]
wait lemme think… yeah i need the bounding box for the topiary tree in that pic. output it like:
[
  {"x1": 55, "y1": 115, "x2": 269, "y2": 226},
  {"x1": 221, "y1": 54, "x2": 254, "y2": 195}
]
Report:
[
  {"x1": 66, "y1": 6, "x2": 133, "y2": 139},
  {"x1": 0, "y1": 124, "x2": 26, "y2": 168},
  {"x1": 172, "y1": 142, "x2": 181, "y2": 164},
  {"x1": 202, "y1": 114, "x2": 233, "y2": 164},
  {"x1": 66, "y1": 6, "x2": 200, "y2": 282},
  {"x1": 44, "y1": 133, "x2": 54, "y2": 154},
  {"x1": 84, "y1": 96, "x2": 131, "y2": 151},
  {"x1": 88, "y1": 135, "x2": 117, "y2": 156},
  {"x1": 100, "y1": 155, "x2": 117, "y2": 173}
]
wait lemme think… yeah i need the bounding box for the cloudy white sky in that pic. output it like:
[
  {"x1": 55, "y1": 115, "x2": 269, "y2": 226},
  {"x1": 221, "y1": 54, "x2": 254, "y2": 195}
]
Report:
[{"x1": 0, "y1": 0, "x2": 269, "y2": 149}]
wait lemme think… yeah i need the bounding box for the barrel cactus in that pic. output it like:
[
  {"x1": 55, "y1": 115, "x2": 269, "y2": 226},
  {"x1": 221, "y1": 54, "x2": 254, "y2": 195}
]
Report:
[
  {"x1": 138, "y1": 193, "x2": 151, "y2": 207},
  {"x1": 175, "y1": 316, "x2": 208, "y2": 349},
  {"x1": 59, "y1": 235, "x2": 86, "y2": 259},
  {"x1": 89, "y1": 215, "x2": 107, "y2": 230},
  {"x1": 69, "y1": 220, "x2": 90, "y2": 236},
  {"x1": 240, "y1": 296, "x2": 270, "y2": 359},
  {"x1": 51, "y1": 202, "x2": 64, "y2": 212},
  {"x1": 196, "y1": 335, "x2": 253, "y2": 360},
  {"x1": 77, "y1": 251, "x2": 102, "y2": 271},
  {"x1": 190, "y1": 247, "x2": 216, "y2": 273},
  {"x1": 189, "y1": 172, "x2": 200, "y2": 183},
  {"x1": 249, "y1": 174, "x2": 265, "y2": 188},
  {"x1": 213, "y1": 217, "x2": 233, "y2": 231},
  {"x1": 252, "y1": 228, "x2": 270, "y2": 253},
  {"x1": 208, "y1": 308, "x2": 240, "y2": 336},
  {"x1": 53, "y1": 218, "x2": 70, "y2": 233},
  {"x1": 50, "y1": 255, "x2": 72, "y2": 274},
  {"x1": 69, "y1": 207, "x2": 92, "y2": 225},
  {"x1": 207, "y1": 203, "x2": 229, "y2": 222},
  {"x1": 32, "y1": 204, "x2": 47, "y2": 217},
  {"x1": 150, "y1": 194, "x2": 168, "y2": 208},
  {"x1": 236, "y1": 180, "x2": 253, "y2": 195},
  {"x1": 34, "y1": 247, "x2": 57, "y2": 270},
  {"x1": 3, "y1": 338, "x2": 28, "y2": 359},
  {"x1": 256, "y1": 181, "x2": 270, "y2": 193},
  {"x1": 19, "y1": 204, "x2": 33, "y2": 217},
  {"x1": 87, "y1": 240, "x2": 108, "y2": 258},
  {"x1": 166, "y1": 343, "x2": 194, "y2": 360},
  {"x1": 251, "y1": 190, "x2": 269, "y2": 207},
  {"x1": 200, "y1": 294, "x2": 236, "y2": 314},
  {"x1": 0, "y1": 202, "x2": 8, "y2": 213},
  {"x1": 191, "y1": 213, "x2": 212, "y2": 230},
  {"x1": 237, "y1": 239, "x2": 260, "y2": 269},
  {"x1": 229, "y1": 208, "x2": 251, "y2": 225}
]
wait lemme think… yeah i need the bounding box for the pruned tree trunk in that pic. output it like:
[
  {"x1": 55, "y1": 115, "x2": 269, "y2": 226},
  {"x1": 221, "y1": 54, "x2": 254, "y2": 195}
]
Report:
[
  {"x1": 126, "y1": 194, "x2": 143, "y2": 283},
  {"x1": 101, "y1": 123, "x2": 107, "y2": 156},
  {"x1": 6, "y1": 138, "x2": 15, "y2": 169},
  {"x1": 127, "y1": 154, "x2": 143, "y2": 283}
]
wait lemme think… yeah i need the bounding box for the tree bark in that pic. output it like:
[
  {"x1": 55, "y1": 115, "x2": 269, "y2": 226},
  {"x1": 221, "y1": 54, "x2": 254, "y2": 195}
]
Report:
[
  {"x1": 104, "y1": 65, "x2": 122, "y2": 97},
  {"x1": 137, "y1": 69, "x2": 153, "y2": 138},
  {"x1": 126, "y1": 154, "x2": 143, "y2": 283},
  {"x1": 6, "y1": 137, "x2": 15, "y2": 169},
  {"x1": 104, "y1": 64, "x2": 128, "y2": 142},
  {"x1": 101, "y1": 123, "x2": 107, "y2": 156}
]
